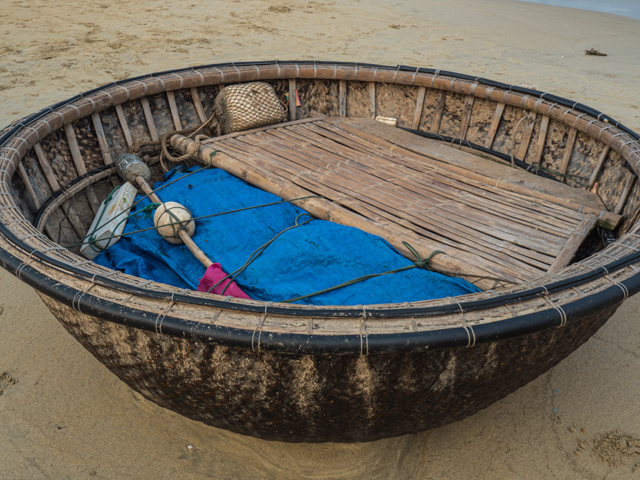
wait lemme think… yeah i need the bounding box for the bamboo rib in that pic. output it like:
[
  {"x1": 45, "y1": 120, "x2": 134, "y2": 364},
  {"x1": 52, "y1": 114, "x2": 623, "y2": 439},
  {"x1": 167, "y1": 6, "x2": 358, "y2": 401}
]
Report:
[
  {"x1": 458, "y1": 95, "x2": 475, "y2": 139},
  {"x1": 64, "y1": 123, "x2": 101, "y2": 215},
  {"x1": 33, "y1": 143, "x2": 60, "y2": 191},
  {"x1": 91, "y1": 113, "x2": 114, "y2": 165},
  {"x1": 588, "y1": 145, "x2": 610, "y2": 188},
  {"x1": 412, "y1": 87, "x2": 427, "y2": 130},
  {"x1": 114, "y1": 105, "x2": 134, "y2": 148},
  {"x1": 140, "y1": 97, "x2": 160, "y2": 142},
  {"x1": 16, "y1": 162, "x2": 41, "y2": 210},
  {"x1": 485, "y1": 103, "x2": 505, "y2": 149},
  {"x1": 339, "y1": 80, "x2": 347, "y2": 117},
  {"x1": 516, "y1": 112, "x2": 537, "y2": 160},
  {"x1": 558, "y1": 127, "x2": 578, "y2": 182},
  {"x1": 190, "y1": 88, "x2": 208, "y2": 124},
  {"x1": 614, "y1": 174, "x2": 636, "y2": 215},
  {"x1": 532, "y1": 115, "x2": 550, "y2": 166},
  {"x1": 166, "y1": 91, "x2": 183, "y2": 131},
  {"x1": 289, "y1": 79, "x2": 297, "y2": 121},
  {"x1": 368, "y1": 82, "x2": 376, "y2": 119},
  {"x1": 430, "y1": 91, "x2": 446, "y2": 134},
  {"x1": 32, "y1": 142, "x2": 86, "y2": 239}
]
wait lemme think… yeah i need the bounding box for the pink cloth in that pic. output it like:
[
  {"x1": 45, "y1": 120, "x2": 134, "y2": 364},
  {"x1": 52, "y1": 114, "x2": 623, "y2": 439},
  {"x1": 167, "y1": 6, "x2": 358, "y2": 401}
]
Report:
[{"x1": 197, "y1": 263, "x2": 251, "y2": 299}]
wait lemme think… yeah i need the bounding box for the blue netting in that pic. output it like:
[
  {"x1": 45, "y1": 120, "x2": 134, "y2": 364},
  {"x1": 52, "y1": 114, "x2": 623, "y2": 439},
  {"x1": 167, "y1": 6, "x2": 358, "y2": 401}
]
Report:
[{"x1": 94, "y1": 167, "x2": 480, "y2": 305}]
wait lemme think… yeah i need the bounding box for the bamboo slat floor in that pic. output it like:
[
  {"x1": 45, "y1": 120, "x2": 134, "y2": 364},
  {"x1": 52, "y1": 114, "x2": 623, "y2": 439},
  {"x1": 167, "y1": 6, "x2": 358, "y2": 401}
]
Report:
[{"x1": 193, "y1": 117, "x2": 611, "y2": 285}]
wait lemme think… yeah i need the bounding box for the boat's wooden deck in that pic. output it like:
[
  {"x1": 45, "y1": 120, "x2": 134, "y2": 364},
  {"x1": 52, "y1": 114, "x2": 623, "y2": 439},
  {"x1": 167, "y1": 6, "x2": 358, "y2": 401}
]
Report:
[{"x1": 199, "y1": 117, "x2": 611, "y2": 285}]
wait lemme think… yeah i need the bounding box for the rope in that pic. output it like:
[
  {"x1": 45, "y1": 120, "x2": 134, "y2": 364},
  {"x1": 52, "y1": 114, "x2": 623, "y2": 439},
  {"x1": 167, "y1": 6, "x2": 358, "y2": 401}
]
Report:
[
  {"x1": 67, "y1": 166, "x2": 212, "y2": 251},
  {"x1": 70, "y1": 194, "x2": 322, "y2": 250},
  {"x1": 282, "y1": 242, "x2": 445, "y2": 303},
  {"x1": 130, "y1": 111, "x2": 217, "y2": 172},
  {"x1": 208, "y1": 214, "x2": 314, "y2": 295},
  {"x1": 532, "y1": 165, "x2": 591, "y2": 187}
]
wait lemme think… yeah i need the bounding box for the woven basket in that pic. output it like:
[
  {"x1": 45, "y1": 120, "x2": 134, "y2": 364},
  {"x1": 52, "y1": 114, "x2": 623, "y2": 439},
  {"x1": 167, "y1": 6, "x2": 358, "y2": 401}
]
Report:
[{"x1": 214, "y1": 82, "x2": 286, "y2": 134}]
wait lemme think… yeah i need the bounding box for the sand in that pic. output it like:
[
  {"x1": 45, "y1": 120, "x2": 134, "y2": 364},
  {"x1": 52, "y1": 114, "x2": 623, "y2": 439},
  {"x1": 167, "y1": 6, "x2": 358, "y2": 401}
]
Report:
[{"x1": 1, "y1": 0, "x2": 640, "y2": 478}]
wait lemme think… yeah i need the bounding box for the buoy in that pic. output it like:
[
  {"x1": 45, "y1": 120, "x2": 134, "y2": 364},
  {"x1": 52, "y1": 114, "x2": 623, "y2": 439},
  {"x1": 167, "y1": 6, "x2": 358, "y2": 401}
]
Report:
[
  {"x1": 80, "y1": 182, "x2": 138, "y2": 260},
  {"x1": 153, "y1": 202, "x2": 196, "y2": 245}
]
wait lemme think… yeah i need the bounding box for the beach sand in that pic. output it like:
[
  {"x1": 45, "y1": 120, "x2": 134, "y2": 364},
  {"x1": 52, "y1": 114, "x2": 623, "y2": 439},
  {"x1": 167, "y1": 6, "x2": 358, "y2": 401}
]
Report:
[{"x1": 1, "y1": 0, "x2": 639, "y2": 478}]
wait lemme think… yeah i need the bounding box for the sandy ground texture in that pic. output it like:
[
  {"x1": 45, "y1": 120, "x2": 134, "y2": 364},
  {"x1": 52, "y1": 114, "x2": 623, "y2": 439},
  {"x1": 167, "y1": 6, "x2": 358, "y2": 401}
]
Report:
[{"x1": 1, "y1": 0, "x2": 640, "y2": 478}]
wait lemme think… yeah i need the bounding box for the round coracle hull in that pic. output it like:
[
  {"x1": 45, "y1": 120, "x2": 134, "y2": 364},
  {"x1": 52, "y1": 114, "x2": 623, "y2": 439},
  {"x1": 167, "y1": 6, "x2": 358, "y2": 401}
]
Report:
[{"x1": 1, "y1": 61, "x2": 640, "y2": 442}]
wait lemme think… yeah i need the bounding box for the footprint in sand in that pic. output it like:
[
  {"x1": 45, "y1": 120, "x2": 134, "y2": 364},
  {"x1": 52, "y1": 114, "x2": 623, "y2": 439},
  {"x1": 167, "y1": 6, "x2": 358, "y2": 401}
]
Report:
[{"x1": 0, "y1": 371, "x2": 18, "y2": 396}]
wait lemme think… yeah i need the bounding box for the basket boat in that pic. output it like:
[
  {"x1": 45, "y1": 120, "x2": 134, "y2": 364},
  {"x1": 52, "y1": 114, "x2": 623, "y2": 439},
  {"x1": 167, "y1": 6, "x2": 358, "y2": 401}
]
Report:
[{"x1": 1, "y1": 61, "x2": 640, "y2": 443}]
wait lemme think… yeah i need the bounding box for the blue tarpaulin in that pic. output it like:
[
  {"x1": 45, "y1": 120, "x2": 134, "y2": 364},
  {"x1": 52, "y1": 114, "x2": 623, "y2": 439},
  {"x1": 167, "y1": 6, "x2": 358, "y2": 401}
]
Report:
[{"x1": 94, "y1": 167, "x2": 480, "y2": 305}]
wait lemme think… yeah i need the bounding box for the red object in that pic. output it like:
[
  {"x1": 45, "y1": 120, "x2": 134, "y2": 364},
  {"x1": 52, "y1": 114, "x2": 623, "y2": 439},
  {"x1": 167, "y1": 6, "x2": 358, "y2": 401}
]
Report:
[{"x1": 197, "y1": 263, "x2": 251, "y2": 299}]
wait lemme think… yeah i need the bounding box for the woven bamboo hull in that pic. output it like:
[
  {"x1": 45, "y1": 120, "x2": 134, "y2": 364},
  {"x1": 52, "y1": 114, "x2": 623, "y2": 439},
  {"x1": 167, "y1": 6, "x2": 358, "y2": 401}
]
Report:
[
  {"x1": 39, "y1": 294, "x2": 618, "y2": 442},
  {"x1": 1, "y1": 61, "x2": 640, "y2": 442}
]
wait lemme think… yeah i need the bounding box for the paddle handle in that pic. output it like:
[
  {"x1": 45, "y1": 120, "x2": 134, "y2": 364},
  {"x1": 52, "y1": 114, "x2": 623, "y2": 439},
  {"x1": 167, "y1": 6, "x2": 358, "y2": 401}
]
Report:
[{"x1": 135, "y1": 175, "x2": 213, "y2": 268}]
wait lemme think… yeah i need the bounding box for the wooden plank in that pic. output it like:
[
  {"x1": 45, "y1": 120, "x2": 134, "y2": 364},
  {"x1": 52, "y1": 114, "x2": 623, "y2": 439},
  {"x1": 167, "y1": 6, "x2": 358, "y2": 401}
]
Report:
[
  {"x1": 558, "y1": 127, "x2": 578, "y2": 180},
  {"x1": 614, "y1": 174, "x2": 636, "y2": 215},
  {"x1": 429, "y1": 91, "x2": 446, "y2": 134},
  {"x1": 306, "y1": 121, "x2": 594, "y2": 232},
  {"x1": 339, "y1": 80, "x2": 347, "y2": 117},
  {"x1": 329, "y1": 118, "x2": 621, "y2": 230},
  {"x1": 177, "y1": 118, "x2": 617, "y2": 284},
  {"x1": 288, "y1": 79, "x2": 297, "y2": 121},
  {"x1": 484, "y1": 102, "x2": 505, "y2": 149},
  {"x1": 33, "y1": 143, "x2": 60, "y2": 192},
  {"x1": 368, "y1": 82, "x2": 376, "y2": 119},
  {"x1": 327, "y1": 117, "x2": 611, "y2": 214},
  {"x1": 190, "y1": 87, "x2": 208, "y2": 124},
  {"x1": 166, "y1": 90, "x2": 183, "y2": 131},
  {"x1": 288, "y1": 122, "x2": 579, "y2": 233},
  {"x1": 311, "y1": 121, "x2": 592, "y2": 228},
  {"x1": 458, "y1": 95, "x2": 475, "y2": 140},
  {"x1": 588, "y1": 145, "x2": 610, "y2": 188},
  {"x1": 140, "y1": 97, "x2": 160, "y2": 142},
  {"x1": 547, "y1": 214, "x2": 598, "y2": 272},
  {"x1": 532, "y1": 115, "x2": 550, "y2": 165},
  {"x1": 412, "y1": 87, "x2": 427, "y2": 130},
  {"x1": 91, "y1": 113, "x2": 114, "y2": 165},
  {"x1": 114, "y1": 104, "x2": 134, "y2": 148},
  {"x1": 516, "y1": 112, "x2": 537, "y2": 160}
]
